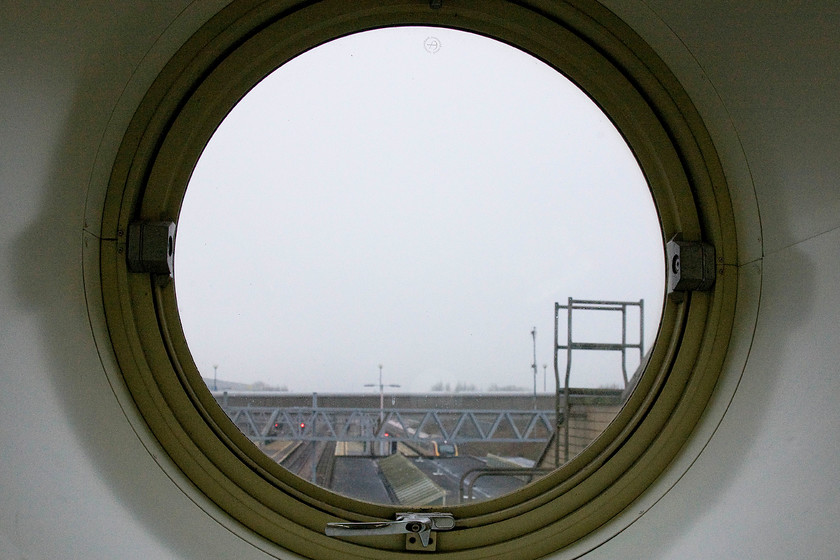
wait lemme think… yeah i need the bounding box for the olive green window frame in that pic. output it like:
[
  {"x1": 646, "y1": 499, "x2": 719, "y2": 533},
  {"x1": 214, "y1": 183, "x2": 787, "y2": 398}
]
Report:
[{"x1": 99, "y1": 1, "x2": 737, "y2": 558}]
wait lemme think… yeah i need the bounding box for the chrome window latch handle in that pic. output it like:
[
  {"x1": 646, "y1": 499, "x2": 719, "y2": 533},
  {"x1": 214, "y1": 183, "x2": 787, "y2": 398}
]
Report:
[{"x1": 326, "y1": 512, "x2": 455, "y2": 550}]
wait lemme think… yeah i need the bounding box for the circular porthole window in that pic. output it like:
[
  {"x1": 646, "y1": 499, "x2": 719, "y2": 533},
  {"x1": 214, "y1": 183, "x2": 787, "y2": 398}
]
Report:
[
  {"x1": 100, "y1": 1, "x2": 736, "y2": 558},
  {"x1": 175, "y1": 25, "x2": 665, "y2": 508}
]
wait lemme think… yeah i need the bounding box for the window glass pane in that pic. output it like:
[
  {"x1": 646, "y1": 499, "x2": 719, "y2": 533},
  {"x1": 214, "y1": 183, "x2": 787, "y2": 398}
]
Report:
[{"x1": 175, "y1": 27, "x2": 664, "y2": 506}]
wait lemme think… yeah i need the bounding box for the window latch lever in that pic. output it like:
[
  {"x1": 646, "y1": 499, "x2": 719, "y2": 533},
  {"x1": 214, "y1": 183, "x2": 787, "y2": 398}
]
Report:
[{"x1": 326, "y1": 512, "x2": 454, "y2": 550}]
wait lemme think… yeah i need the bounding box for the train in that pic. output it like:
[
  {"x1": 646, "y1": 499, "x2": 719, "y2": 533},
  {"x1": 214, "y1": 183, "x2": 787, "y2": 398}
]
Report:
[{"x1": 401, "y1": 438, "x2": 458, "y2": 458}]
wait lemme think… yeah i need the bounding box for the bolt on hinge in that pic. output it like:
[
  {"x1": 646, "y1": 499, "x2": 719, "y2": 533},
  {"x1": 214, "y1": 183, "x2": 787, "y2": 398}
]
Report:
[
  {"x1": 326, "y1": 512, "x2": 455, "y2": 551},
  {"x1": 126, "y1": 221, "x2": 176, "y2": 276},
  {"x1": 666, "y1": 235, "x2": 716, "y2": 295}
]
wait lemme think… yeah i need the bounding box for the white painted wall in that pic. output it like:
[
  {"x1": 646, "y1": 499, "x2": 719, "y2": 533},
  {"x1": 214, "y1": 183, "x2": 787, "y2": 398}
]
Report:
[
  {"x1": 584, "y1": 3, "x2": 840, "y2": 558},
  {"x1": 0, "y1": 2, "x2": 837, "y2": 558}
]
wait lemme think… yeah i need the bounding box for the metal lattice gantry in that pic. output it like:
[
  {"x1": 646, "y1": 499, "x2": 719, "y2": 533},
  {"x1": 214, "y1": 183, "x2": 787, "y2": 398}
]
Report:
[{"x1": 222, "y1": 406, "x2": 557, "y2": 444}]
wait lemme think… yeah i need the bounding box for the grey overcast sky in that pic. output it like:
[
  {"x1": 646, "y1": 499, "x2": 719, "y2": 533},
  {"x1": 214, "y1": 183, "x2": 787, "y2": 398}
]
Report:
[{"x1": 174, "y1": 27, "x2": 664, "y2": 394}]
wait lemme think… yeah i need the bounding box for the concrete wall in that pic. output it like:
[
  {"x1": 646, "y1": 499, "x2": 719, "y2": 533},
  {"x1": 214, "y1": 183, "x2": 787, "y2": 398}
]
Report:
[{"x1": 216, "y1": 391, "x2": 609, "y2": 410}]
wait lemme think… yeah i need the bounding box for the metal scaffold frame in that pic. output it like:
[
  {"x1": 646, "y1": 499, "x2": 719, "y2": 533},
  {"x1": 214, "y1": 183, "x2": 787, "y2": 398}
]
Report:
[{"x1": 553, "y1": 298, "x2": 644, "y2": 464}]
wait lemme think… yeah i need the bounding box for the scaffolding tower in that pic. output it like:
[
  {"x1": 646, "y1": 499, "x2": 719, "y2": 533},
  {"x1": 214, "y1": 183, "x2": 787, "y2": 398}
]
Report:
[{"x1": 553, "y1": 298, "x2": 645, "y2": 465}]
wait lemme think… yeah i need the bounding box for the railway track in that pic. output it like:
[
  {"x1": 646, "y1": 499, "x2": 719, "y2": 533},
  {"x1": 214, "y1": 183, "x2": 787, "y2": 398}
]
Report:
[{"x1": 278, "y1": 441, "x2": 336, "y2": 486}]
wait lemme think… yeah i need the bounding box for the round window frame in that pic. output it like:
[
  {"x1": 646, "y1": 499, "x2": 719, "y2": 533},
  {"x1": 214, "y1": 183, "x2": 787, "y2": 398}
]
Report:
[{"x1": 99, "y1": 1, "x2": 737, "y2": 559}]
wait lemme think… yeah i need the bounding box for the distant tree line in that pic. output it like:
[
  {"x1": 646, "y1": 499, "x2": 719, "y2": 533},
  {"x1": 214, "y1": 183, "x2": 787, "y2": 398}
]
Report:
[
  {"x1": 203, "y1": 378, "x2": 288, "y2": 392},
  {"x1": 430, "y1": 381, "x2": 476, "y2": 392},
  {"x1": 486, "y1": 383, "x2": 528, "y2": 392},
  {"x1": 430, "y1": 381, "x2": 527, "y2": 392},
  {"x1": 249, "y1": 381, "x2": 288, "y2": 391}
]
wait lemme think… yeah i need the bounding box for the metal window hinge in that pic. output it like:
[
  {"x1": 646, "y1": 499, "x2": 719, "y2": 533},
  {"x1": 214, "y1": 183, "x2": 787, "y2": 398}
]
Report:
[
  {"x1": 126, "y1": 221, "x2": 176, "y2": 276},
  {"x1": 666, "y1": 235, "x2": 716, "y2": 297},
  {"x1": 325, "y1": 512, "x2": 455, "y2": 551}
]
